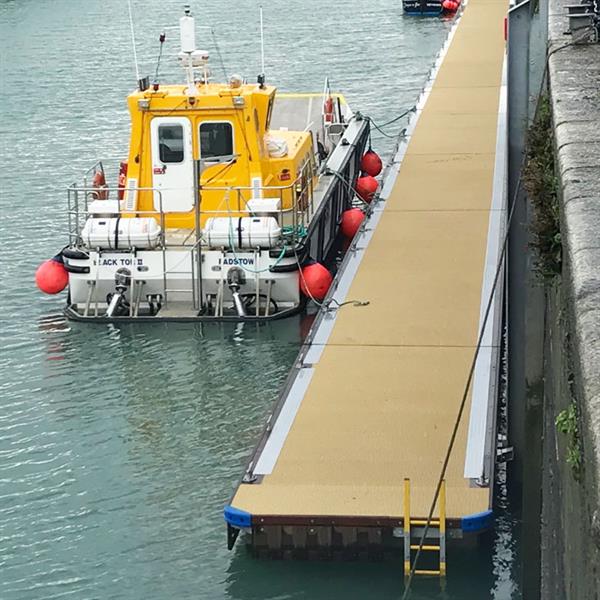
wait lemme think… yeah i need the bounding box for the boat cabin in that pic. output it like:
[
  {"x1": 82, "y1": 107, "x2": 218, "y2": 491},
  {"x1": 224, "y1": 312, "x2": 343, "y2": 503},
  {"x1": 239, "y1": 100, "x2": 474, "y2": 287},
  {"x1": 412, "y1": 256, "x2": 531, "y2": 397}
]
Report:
[{"x1": 124, "y1": 81, "x2": 315, "y2": 229}]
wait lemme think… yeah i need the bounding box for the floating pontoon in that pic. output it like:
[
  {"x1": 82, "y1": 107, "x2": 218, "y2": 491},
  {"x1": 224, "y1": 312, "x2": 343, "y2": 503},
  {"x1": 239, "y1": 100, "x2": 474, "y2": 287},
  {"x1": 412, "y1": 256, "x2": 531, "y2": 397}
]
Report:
[{"x1": 225, "y1": 0, "x2": 509, "y2": 573}]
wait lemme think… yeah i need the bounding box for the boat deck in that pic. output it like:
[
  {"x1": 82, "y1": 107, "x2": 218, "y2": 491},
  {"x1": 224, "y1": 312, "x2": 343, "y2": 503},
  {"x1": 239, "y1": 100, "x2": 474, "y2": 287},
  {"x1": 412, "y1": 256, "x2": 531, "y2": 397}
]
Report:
[{"x1": 226, "y1": 0, "x2": 508, "y2": 552}]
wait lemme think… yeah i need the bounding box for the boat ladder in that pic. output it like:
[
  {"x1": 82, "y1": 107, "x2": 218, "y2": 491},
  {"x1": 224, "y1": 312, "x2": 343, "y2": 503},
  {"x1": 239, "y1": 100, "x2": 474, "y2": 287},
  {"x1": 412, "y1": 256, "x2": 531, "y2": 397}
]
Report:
[
  {"x1": 161, "y1": 246, "x2": 198, "y2": 310},
  {"x1": 403, "y1": 478, "x2": 446, "y2": 578}
]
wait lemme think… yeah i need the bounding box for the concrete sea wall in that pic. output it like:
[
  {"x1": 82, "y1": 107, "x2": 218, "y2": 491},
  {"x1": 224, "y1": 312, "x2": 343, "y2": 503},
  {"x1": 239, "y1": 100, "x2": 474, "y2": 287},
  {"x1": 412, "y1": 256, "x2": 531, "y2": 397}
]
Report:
[{"x1": 541, "y1": 1, "x2": 600, "y2": 597}]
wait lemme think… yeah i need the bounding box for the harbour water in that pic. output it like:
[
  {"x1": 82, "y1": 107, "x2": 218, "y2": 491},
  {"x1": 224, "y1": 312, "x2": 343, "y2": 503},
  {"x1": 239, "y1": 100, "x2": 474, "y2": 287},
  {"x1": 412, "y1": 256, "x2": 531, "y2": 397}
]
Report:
[{"x1": 1, "y1": 1, "x2": 521, "y2": 598}]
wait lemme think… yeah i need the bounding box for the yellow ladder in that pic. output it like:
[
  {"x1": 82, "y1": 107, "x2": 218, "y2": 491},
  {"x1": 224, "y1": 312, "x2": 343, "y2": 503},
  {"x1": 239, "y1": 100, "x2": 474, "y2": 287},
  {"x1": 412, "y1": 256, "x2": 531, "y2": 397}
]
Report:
[{"x1": 403, "y1": 478, "x2": 446, "y2": 577}]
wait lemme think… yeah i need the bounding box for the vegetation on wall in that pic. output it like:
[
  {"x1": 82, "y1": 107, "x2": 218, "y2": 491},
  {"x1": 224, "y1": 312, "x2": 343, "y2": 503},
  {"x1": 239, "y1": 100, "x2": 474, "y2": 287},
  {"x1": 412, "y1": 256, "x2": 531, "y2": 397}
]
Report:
[
  {"x1": 556, "y1": 399, "x2": 583, "y2": 481},
  {"x1": 523, "y1": 96, "x2": 562, "y2": 279}
]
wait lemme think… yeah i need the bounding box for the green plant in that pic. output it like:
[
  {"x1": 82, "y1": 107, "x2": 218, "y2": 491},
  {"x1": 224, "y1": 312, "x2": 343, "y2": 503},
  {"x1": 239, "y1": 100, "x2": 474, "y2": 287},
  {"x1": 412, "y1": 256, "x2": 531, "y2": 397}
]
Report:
[
  {"x1": 555, "y1": 402, "x2": 583, "y2": 480},
  {"x1": 523, "y1": 96, "x2": 562, "y2": 279}
]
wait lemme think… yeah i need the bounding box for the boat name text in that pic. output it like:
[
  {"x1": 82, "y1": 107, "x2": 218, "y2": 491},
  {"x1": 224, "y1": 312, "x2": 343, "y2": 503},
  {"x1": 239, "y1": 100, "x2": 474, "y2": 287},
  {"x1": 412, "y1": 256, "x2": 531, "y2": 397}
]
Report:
[
  {"x1": 218, "y1": 257, "x2": 255, "y2": 266},
  {"x1": 96, "y1": 258, "x2": 144, "y2": 267}
]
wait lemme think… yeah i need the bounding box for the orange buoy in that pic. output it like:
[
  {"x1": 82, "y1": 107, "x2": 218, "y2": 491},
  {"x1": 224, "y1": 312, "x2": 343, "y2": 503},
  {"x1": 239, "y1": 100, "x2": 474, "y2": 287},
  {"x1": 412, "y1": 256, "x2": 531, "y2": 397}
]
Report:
[
  {"x1": 360, "y1": 150, "x2": 383, "y2": 177},
  {"x1": 355, "y1": 175, "x2": 378, "y2": 203},
  {"x1": 340, "y1": 208, "x2": 365, "y2": 238},
  {"x1": 35, "y1": 256, "x2": 69, "y2": 295},
  {"x1": 443, "y1": 0, "x2": 458, "y2": 10},
  {"x1": 300, "y1": 263, "x2": 333, "y2": 301}
]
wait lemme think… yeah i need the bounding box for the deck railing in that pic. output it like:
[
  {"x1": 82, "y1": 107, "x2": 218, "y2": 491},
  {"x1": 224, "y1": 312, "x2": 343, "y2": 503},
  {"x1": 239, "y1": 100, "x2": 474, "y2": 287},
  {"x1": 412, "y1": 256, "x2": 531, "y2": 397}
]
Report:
[{"x1": 66, "y1": 154, "x2": 317, "y2": 250}]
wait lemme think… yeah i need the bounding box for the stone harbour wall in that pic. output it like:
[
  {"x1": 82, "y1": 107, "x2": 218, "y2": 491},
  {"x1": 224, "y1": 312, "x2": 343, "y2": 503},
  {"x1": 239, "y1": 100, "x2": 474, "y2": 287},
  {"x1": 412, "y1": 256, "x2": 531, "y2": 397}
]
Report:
[{"x1": 542, "y1": 1, "x2": 600, "y2": 598}]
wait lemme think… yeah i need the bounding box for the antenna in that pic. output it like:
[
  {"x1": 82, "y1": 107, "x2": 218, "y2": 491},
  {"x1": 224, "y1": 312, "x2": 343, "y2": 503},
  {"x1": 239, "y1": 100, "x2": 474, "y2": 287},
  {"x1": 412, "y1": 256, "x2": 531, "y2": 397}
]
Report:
[
  {"x1": 154, "y1": 32, "x2": 166, "y2": 86},
  {"x1": 260, "y1": 6, "x2": 265, "y2": 76},
  {"x1": 258, "y1": 6, "x2": 266, "y2": 88},
  {"x1": 127, "y1": 0, "x2": 141, "y2": 85},
  {"x1": 211, "y1": 27, "x2": 228, "y2": 81},
  {"x1": 180, "y1": 4, "x2": 199, "y2": 96}
]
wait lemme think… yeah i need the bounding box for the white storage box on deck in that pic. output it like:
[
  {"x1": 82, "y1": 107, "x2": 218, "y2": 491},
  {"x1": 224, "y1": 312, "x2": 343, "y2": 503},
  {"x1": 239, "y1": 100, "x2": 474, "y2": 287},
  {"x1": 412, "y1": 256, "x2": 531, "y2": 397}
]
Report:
[
  {"x1": 87, "y1": 200, "x2": 121, "y2": 217},
  {"x1": 246, "y1": 198, "x2": 281, "y2": 217},
  {"x1": 203, "y1": 216, "x2": 281, "y2": 249},
  {"x1": 81, "y1": 217, "x2": 161, "y2": 249}
]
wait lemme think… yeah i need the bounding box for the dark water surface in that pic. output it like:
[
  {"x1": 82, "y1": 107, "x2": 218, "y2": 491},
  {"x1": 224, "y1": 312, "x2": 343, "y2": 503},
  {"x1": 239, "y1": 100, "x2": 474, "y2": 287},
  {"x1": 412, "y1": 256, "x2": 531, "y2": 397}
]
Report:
[{"x1": 0, "y1": 1, "x2": 520, "y2": 598}]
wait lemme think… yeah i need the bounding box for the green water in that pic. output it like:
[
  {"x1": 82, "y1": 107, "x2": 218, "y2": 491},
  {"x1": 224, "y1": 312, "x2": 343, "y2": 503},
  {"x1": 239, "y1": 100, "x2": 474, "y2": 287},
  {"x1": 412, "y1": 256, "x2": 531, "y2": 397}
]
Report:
[{"x1": 0, "y1": 1, "x2": 521, "y2": 598}]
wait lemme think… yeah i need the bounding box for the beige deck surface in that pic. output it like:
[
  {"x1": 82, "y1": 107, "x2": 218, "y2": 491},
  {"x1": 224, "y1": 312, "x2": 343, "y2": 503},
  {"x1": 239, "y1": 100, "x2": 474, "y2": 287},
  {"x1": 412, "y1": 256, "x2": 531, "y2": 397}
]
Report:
[{"x1": 233, "y1": 0, "x2": 507, "y2": 520}]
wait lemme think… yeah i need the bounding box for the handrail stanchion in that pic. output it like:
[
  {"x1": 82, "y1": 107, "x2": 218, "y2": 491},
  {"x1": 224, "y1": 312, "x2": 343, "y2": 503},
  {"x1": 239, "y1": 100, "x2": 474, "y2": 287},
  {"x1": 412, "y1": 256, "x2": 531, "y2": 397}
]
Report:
[
  {"x1": 158, "y1": 190, "x2": 168, "y2": 307},
  {"x1": 67, "y1": 187, "x2": 73, "y2": 245},
  {"x1": 190, "y1": 244, "x2": 197, "y2": 310},
  {"x1": 193, "y1": 159, "x2": 203, "y2": 315}
]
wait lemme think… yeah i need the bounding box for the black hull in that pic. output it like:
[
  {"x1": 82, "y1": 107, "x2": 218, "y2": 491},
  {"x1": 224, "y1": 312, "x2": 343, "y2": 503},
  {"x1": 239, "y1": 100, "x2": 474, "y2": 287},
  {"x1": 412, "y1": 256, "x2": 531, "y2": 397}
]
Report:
[{"x1": 403, "y1": 0, "x2": 442, "y2": 15}]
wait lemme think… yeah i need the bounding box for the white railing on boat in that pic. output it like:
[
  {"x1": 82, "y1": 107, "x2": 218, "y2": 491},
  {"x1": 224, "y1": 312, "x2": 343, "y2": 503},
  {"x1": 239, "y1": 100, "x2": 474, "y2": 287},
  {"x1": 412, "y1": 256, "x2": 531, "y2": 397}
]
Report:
[
  {"x1": 66, "y1": 157, "x2": 318, "y2": 312},
  {"x1": 67, "y1": 157, "x2": 317, "y2": 249}
]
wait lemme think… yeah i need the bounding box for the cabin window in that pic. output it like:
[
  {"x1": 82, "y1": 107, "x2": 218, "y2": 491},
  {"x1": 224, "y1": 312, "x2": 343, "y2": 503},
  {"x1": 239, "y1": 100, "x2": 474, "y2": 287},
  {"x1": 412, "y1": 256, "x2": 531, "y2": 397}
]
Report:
[
  {"x1": 266, "y1": 97, "x2": 274, "y2": 130},
  {"x1": 254, "y1": 109, "x2": 260, "y2": 133},
  {"x1": 199, "y1": 122, "x2": 234, "y2": 160},
  {"x1": 158, "y1": 124, "x2": 184, "y2": 163}
]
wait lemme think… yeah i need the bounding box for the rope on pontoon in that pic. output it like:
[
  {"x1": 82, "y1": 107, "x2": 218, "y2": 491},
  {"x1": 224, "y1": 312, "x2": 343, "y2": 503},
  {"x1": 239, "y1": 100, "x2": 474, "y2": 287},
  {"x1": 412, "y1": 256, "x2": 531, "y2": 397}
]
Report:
[{"x1": 367, "y1": 108, "x2": 416, "y2": 139}]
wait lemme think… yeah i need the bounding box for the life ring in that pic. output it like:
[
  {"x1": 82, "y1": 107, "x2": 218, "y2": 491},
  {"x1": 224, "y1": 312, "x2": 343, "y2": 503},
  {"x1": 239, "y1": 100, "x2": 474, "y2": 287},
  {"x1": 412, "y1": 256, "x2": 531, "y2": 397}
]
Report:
[
  {"x1": 92, "y1": 170, "x2": 108, "y2": 200},
  {"x1": 324, "y1": 97, "x2": 334, "y2": 123}
]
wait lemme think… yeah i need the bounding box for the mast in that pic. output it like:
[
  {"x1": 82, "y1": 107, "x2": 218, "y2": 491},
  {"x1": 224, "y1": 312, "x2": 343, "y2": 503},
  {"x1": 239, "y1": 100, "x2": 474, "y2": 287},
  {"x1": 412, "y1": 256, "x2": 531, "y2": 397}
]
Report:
[{"x1": 180, "y1": 5, "x2": 198, "y2": 96}]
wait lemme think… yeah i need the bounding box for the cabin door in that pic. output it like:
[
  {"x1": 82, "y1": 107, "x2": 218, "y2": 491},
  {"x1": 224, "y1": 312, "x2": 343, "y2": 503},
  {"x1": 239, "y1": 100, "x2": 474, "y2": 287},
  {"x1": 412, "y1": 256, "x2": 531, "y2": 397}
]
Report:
[{"x1": 150, "y1": 117, "x2": 194, "y2": 212}]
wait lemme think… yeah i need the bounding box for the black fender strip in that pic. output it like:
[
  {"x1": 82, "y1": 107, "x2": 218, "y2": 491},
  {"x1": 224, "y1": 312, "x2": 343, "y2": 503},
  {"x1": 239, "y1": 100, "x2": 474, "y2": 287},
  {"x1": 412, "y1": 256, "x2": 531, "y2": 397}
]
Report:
[
  {"x1": 62, "y1": 247, "x2": 89, "y2": 260},
  {"x1": 269, "y1": 261, "x2": 301, "y2": 273},
  {"x1": 64, "y1": 263, "x2": 90, "y2": 274},
  {"x1": 269, "y1": 244, "x2": 308, "y2": 260}
]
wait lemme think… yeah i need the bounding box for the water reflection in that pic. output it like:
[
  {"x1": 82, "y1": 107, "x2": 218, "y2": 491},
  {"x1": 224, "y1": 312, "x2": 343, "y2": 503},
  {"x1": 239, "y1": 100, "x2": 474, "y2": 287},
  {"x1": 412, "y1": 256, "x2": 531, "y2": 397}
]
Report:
[
  {"x1": 225, "y1": 541, "x2": 496, "y2": 600},
  {"x1": 0, "y1": 0, "x2": 522, "y2": 598}
]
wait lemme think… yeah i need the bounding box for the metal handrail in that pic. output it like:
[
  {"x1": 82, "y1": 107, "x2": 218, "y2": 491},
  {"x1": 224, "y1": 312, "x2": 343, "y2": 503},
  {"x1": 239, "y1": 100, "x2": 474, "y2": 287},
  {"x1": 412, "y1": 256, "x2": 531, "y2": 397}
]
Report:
[{"x1": 67, "y1": 154, "x2": 317, "y2": 248}]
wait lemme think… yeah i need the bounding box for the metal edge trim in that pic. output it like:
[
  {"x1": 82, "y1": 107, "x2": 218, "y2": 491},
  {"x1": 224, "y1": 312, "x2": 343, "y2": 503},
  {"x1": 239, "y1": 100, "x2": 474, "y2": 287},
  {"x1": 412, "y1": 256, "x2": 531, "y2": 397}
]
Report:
[{"x1": 464, "y1": 56, "x2": 509, "y2": 482}]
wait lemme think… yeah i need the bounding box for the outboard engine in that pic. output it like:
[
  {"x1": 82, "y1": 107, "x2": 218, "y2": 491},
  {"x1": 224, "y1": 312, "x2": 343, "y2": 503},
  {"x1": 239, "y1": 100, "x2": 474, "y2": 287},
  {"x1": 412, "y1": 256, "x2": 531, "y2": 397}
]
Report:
[
  {"x1": 227, "y1": 267, "x2": 247, "y2": 317},
  {"x1": 106, "y1": 267, "x2": 132, "y2": 317}
]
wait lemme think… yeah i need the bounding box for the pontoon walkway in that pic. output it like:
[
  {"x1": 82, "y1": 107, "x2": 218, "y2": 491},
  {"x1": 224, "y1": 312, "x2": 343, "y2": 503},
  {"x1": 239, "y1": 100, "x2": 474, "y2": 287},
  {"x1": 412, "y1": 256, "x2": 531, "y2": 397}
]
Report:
[{"x1": 225, "y1": 0, "x2": 508, "y2": 558}]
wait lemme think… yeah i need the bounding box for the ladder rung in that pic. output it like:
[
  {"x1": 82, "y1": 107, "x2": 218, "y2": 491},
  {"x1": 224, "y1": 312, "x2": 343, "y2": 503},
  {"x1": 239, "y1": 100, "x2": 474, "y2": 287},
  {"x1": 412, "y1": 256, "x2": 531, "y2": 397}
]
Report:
[{"x1": 403, "y1": 478, "x2": 447, "y2": 579}]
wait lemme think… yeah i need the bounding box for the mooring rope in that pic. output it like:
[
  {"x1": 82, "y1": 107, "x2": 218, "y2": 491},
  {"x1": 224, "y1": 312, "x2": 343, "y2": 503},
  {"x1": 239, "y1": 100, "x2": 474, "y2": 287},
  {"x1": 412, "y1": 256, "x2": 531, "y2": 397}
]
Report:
[{"x1": 366, "y1": 109, "x2": 416, "y2": 139}]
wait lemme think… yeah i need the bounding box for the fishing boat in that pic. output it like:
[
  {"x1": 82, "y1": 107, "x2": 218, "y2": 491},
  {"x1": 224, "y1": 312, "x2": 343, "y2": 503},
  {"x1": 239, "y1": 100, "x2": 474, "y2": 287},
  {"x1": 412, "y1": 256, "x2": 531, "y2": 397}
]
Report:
[
  {"x1": 36, "y1": 5, "x2": 379, "y2": 322},
  {"x1": 402, "y1": 0, "x2": 443, "y2": 16},
  {"x1": 402, "y1": 0, "x2": 460, "y2": 16}
]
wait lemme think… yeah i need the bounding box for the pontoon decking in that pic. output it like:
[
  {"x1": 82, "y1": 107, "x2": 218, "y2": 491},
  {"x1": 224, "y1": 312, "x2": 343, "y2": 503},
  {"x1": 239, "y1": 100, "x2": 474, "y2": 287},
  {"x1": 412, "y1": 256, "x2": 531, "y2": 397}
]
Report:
[{"x1": 225, "y1": 0, "x2": 508, "y2": 566}]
